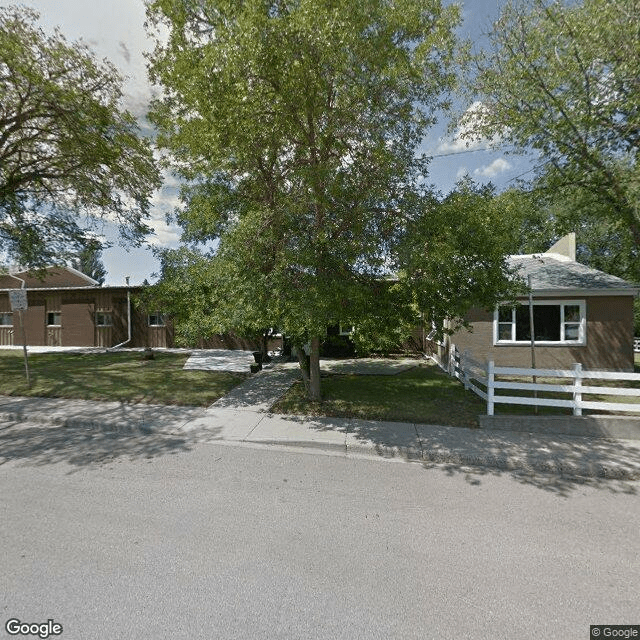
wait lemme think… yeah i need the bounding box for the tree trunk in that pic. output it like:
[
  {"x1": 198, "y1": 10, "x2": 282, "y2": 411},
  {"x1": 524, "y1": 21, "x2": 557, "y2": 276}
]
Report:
[
  {"x1": 296, "y1": 343, "x2": 310, "y2": 393},
  {"x1": 308, "y1": 335, "x2": 322, "y2": 402}
]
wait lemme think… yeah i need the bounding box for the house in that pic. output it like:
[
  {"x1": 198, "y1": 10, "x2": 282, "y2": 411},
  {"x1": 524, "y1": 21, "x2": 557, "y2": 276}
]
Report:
[
  {"x1": 438, "y1": 234, "x2": 639, "y2": 372},
  {"x1": 0, "y1": 266, "x2": 172, "y2": 348},
  {"x1": 0, "y1": 266, "x2": 274, "y2": 351}
]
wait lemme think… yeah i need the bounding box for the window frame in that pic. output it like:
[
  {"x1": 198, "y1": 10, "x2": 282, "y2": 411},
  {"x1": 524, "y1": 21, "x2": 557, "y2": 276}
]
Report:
[
  {"x1": 46, "y1": 311, "x2": 62, "y2": 327},
  {"x1": 95, "y1": 312, "x2": 113, "y2": 327},
  {"x1": 148, "y1": 312, "x2": 166, "y2": 327},
  {"x1": 493, "y1": 300, "x2": 586, "y2": 346},
  {"x1": 0, "y1": 312, "x2": 13, "y2": 327},
  {"x1": 338, "y1": 322, "x2": 354, "y2": 336}
]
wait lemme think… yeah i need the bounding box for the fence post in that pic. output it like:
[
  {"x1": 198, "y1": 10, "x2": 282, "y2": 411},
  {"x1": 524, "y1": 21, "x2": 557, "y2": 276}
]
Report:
[
  {"x1": 572, "y1": 362, "x2": 583, "y2": 416},
  {"x1": 449, "y1": 344, "x2": 456, "y2": 377},
  {"x1": 462, "y1": 349, "x2": 470, "y2": 389},
  {"x1": 487, "y1": 360, "x2": 495, "y2": 416}
]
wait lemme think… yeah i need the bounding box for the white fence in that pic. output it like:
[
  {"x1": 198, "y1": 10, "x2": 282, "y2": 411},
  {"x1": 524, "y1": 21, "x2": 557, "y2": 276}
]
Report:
[
  {"x1": 634, "y1": 337, "x2": 640, "y2": 353},
  {"x1": 447, "y1": 345, "x2": 640, "y2": 416}
]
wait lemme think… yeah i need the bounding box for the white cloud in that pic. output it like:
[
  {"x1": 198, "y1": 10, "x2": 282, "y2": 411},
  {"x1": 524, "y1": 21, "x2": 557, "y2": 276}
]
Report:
[
  {"x1": 473, "y1": 157, "x2": 512, "y2": 178},
  {"x1": 456, "y1": 166, "x2": 470, "y2": 179},
  {"x1": 147, "y1": 218, "x2": 181, "y2": 246},
  {"x1": 437, "y1": 101, "x2": 496, "y2": 154}
]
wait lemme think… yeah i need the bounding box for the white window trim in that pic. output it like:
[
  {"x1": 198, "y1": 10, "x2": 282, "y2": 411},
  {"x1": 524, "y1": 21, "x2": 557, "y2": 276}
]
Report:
[
  {"x1": 493, "y1": 300, "x2": 586, "y2": 346},
  {"x1": 339, "y1": 323, "x2": 354, "y2": 336}
]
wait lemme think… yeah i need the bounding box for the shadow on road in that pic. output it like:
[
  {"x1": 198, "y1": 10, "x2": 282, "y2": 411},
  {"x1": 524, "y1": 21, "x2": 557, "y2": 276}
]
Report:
[
  {"x1": 424, "y1": 461, "x2": 638, "y2": 498},
  {"x1": 0, "y1": 421, "x2": 192, "y2": 470},
  {"x1": 281, "y1": 413, "x2": 640, "y2": 496}
]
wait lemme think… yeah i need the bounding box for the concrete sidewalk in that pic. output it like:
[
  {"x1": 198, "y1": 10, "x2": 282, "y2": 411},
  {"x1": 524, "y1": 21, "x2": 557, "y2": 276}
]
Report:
[{"x1": 1, "y1": 389, "x2": 639, "y2": 480}]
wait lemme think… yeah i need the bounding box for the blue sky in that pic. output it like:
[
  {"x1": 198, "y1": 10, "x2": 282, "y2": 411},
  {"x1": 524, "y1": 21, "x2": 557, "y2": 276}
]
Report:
[{"x1": 1, "y1": 0, "x2": 533, "y2": 285}]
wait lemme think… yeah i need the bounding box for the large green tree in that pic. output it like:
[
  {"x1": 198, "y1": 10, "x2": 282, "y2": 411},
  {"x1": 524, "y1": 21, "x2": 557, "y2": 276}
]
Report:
[
  {"x1": 146, "y1": 0, "x2": 516, "y2": 399},
  {"x1": 464, "y1": 0, "x2": 640, "y2": 247},
  {"x1": 0, "y1": 7, "x2": 160, "y2": 268},
  {"x1": 71, "y1": 238, "x2": 107, "y2": 285}
]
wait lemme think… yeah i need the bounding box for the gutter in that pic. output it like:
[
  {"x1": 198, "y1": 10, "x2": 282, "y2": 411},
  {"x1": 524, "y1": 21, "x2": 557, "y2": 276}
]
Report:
[
  {"x1": 6, "y1": 273, "x2": 26, "y2": 289},
  {"x1": 517, "y1": 288, "x2": 640, "y2": 297}
]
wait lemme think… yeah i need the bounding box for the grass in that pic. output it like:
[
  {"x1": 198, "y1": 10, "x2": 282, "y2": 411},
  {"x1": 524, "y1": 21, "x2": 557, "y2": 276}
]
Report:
[
  {"x1": 0, "y1": 350, "x2": 248, "y2": 406},
  {"x1": 273, "y1": 357, "x2": 640, "y2": 427},
  {"x1": 271, "y1": 362, "x2": 486, "y2": 428}
]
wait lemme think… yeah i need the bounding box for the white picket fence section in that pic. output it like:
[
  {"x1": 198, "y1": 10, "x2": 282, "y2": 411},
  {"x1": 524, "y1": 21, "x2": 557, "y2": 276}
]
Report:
[{"x1": 447, "y1": 345, "x2": 640, "y2": 416}]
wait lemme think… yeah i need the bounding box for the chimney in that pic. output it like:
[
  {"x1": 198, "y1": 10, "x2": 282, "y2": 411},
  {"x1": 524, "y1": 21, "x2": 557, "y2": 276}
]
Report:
[{"x1": 545, "y1": 233, "x2": 576, "y2": 261}]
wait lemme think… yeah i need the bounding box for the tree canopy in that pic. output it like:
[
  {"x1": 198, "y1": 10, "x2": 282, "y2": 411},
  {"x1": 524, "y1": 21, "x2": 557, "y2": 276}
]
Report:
[
  {"x1": 0, "y1": 6, "x2": 161, "y2": 268},
  {"x1": 71, "y1": 238, "x2": 107, "y2": 285},
  {"x1": 146, "y1": 0, "x2": 518, "y2": 399},
  {"x1": 464, "y1": 0, "x2": 640, "y2": 246}
]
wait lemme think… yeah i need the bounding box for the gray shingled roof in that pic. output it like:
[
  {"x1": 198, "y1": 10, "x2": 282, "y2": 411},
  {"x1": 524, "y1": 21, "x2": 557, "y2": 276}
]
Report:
[{"x1": 508, "y1": 253, "x2": 638, "y2": 294}]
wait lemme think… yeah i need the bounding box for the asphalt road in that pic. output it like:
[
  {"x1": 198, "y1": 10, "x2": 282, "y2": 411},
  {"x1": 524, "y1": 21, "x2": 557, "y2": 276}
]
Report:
[{"x1": 1, "y1": 427, "x2": 638, "y2": 640}]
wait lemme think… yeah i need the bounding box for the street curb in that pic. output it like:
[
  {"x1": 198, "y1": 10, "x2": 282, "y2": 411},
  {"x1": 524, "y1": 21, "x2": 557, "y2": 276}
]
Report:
[
  {"x1": 0, "y1": 410, "x2": 182, "y2": 436},
  {"x1": 1, "y1": 410, "x2": 639, "y2": 481}
]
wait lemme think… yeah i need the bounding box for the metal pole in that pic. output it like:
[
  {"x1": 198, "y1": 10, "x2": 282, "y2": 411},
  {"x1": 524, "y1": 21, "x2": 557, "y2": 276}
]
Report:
[
  {"x1": 19, "y1": 308, "x2": 30, "y2": 388},
  {"x1": 528, "y1": 275, "x2": 537, "y2": 414}
]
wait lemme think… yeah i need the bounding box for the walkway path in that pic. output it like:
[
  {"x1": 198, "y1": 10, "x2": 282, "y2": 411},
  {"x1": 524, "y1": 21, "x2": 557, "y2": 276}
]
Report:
[{"x1": 0, "y1": 360, "x2": 639, "y2": 481}]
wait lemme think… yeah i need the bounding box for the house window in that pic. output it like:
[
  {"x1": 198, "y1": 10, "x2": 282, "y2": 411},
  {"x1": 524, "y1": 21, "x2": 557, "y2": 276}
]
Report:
[
  {"x1": 95, "y1": 312, "x2": 113, "y2": 327},
  {"x1": 148, "y1": 312, "x2": 165, "y2": 327},
  {"x1": 47, "y1": 311, "x2": 62, "y2": 326},
  {"x1": 339, "y1": 323, "x2": 354, "y2": 336},
  {"x1": 0, "y1": 312, "x2": 13, "y2": 326},
  {"x1": 494, "y1": 301, "x2": 586, "y2": 345}
]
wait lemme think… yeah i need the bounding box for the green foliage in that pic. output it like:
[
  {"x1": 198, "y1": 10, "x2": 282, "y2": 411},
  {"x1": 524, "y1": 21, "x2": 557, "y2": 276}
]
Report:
[
  {"x1": 0, "y1": 7, "x2": 161, "y2": 268},
  {"x1": 495, "y1": 184, "x2": 640, "y2": 286},
  {"x1": 146, "y1": 1, "x2": 460, "y2": 334},
  {"x1": 395, "y1": 178, "x2": 525, "y2": 337},
  {"x1": 466, "y1": 0, "x2": 640, "y2": 247},
  {"x1": 71, "y1": 239, "x2": 107, "y2": 284},
  {"x1": 146, "y1": 1, "x2": 519, "y2": 396}
]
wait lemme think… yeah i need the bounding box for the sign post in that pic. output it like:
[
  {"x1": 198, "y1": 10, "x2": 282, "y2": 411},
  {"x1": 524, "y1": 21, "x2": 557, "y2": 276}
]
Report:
[
  {"x1": 527, "y1": 275, "x2": 537, "y2": 414},
  {"x1": 9, "y1": 289, "x2": 30, "y2": 388}
]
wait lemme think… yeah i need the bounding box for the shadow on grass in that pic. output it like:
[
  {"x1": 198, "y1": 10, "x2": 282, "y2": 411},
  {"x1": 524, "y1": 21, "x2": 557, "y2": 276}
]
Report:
[{"x1": 0, "y1": 421, "x2": 192, "y2": 471}]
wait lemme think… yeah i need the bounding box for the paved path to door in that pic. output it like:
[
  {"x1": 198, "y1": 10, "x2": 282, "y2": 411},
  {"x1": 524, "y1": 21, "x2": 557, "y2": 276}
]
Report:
[{"x1": 210, "y1": 367, "x2": 301, "y2": 411}]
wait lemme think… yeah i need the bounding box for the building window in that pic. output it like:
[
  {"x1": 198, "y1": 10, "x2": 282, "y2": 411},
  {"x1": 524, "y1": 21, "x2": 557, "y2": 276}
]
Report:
[
  {"x1": 494, "y1": 301, "x2": 586, "y2": 345},
  {"x1": 148, "y1": 312, "x2": 165, "y2": 327},
  {"x1": 47, "y1": 311, "x2": 62, "y2": 326},
  {"x1": 339, "y1": 323, "x2": 354, "y2": 336},
  {"x1": 0, "y1": 312, "x2": 13, "y2": 326},
  {"x1": 95, "y1": 312, "x2": 113, "y2": 327}
]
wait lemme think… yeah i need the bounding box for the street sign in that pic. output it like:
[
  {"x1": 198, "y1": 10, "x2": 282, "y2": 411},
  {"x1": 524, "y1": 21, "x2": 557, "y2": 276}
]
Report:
[{"x1": 9, "y1": 289, "x2": 28, "y2": 311}]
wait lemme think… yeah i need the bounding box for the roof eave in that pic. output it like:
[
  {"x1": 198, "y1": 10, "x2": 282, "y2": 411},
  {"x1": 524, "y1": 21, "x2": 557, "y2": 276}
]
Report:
[{"x1": 526, "y1": 287, "x2": 640, "y2": 297}]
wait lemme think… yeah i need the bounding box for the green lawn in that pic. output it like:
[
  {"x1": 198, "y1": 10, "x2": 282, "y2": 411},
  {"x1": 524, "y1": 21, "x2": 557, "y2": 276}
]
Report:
[
  {"x1": 0, "y1": 350, "x2": 247, "y2": 406},
  {"x1": 271, "y1": 363, "x2": 486, "y2": 428},
  {"x1": 273, "y1": 357, "x2": 640, "y2": 427}
]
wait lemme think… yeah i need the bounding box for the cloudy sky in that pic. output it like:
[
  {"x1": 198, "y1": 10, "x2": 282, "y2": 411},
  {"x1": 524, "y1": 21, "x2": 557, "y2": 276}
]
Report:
[{"x1": 1, "y1": 0, "x2": 533, "y2": 284}]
